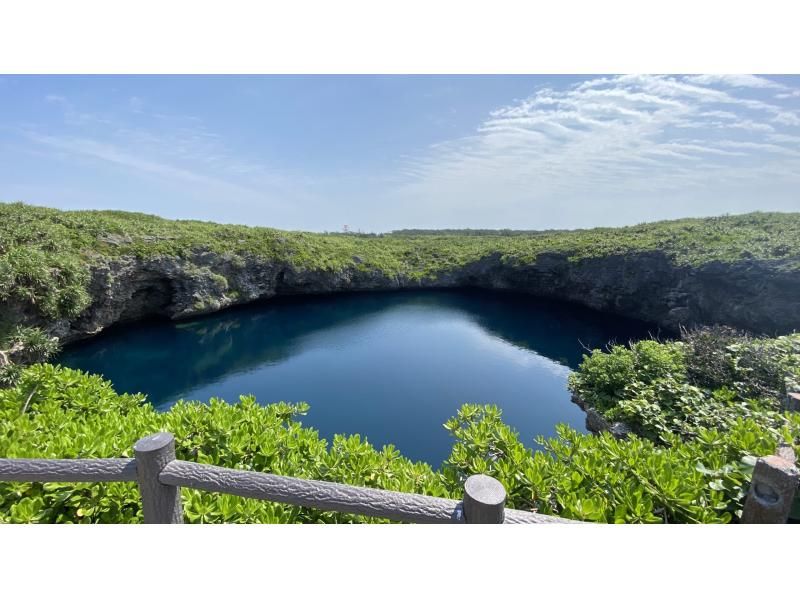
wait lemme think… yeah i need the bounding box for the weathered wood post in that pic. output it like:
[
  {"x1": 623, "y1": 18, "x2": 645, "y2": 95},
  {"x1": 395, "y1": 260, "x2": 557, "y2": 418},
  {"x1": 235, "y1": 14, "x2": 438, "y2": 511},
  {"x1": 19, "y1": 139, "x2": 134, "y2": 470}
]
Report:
[
  {"x1": 740, "y1": 451, "x2": 799, "y2": 524},
  {"x1": 463, "y1": 474, "x2": 506, "y2": 523},
  {"x1": 134, "y1": 432, "x2": 183, "y2": 524}
]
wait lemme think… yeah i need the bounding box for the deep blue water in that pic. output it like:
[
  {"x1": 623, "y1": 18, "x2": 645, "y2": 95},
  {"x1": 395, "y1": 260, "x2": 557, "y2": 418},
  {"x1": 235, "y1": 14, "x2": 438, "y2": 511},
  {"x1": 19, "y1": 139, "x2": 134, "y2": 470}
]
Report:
[{"x1": 59, "y1": 289, "x2": 660, "y2": 465}]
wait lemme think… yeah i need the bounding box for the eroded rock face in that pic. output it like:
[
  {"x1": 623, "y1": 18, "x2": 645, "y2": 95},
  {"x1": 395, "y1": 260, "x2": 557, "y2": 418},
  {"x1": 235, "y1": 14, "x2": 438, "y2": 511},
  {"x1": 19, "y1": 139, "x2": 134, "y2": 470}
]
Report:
[
  {"x1": 453, "y1": 251, "x2": 800, "y2": 334},
  {"x1": 17, "y1": 249, "x2": 800, "y2": 345}
]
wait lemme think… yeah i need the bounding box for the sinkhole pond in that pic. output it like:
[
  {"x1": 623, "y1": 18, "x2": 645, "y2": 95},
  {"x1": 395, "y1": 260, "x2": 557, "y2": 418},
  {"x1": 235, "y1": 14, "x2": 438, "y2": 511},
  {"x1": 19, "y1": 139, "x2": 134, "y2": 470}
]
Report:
[{"x1": 59, "y1": 289, "x2": 661, "y2": 465}]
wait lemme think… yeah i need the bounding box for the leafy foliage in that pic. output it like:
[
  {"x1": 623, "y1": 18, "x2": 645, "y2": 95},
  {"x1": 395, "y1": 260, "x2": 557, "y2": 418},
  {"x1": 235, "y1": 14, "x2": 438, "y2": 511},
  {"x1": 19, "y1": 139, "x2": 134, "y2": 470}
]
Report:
[
  {"x1": 2, "y1": 202, "x2": 799, "y2": 324},
  {"x1": 2, "y1": 326, "x2": 60, "y2": 364},
  {"x1": 683, "y1": 326, "x2": 800, "y2": 400},
  {"x1": 0, "y1": 245, "x2": 90, "y2": 320},
  {"x1": 444, "y1": 404, "x2": 797, "y2": 523},
  {"x1": 0, "y1": 364, "x2": 450, "y2": 523},
  {"x1": 0, "y1": 326, "x2": 60, "y2": 388},
  {"x1": 2, "y1": 364, "x2": 797, "y2": 524},
  {"x1": 569, "y1": 329, "x2": 800, "y2": 442},
  {"x1": 568, "y1": 340, "x2": 685, "y2": 412}
]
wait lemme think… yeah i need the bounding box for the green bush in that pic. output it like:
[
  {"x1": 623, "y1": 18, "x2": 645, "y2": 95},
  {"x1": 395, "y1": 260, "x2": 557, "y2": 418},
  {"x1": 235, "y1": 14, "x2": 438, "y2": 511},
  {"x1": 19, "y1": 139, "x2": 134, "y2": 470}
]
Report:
[
  {"x1": 570, "y1": 330, "x2": 800, "y2": 443},
  {"x1": 0, "y1": 246, "x2": 90, "y2": 320},
  {"x1": 682, "y1": 326, "x2": 744, "y2": 390},
  {"x1": 568, "y1": 339, "x2": 686, "y2": 411},
  {"x1": 2, "y1": 326, "x2": 60, "y2": 365},
  {"x1": 443, "y1": 404, "x2": 797, "y2": 523},
  {"x1": 2, "y1": 365, "x2": 797, "y2": 524},
  {"x1": 682, "y1": 326, "x2": 799, "y2": 400},
  {"x1": 0, "y1": 326, "x2": 60, "y2": 389},
  {"x1": 0, "y1": 363, "x2": 22, "y2": 388},
  {"x1": 0, "y1": 364, "x2": 449, "y2": 523}
]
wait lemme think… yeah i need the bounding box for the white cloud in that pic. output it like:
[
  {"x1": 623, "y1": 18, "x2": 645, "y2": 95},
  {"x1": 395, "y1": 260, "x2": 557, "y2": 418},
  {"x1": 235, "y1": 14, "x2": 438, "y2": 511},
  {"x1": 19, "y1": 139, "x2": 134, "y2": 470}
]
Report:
[
  {"x1": 713, "y1": 139, "x2": 800, "y2": 157},
  {"x1": 389, "y1": 75, "x2": 800, "y2": 229},
  {"x1": 14, "y1": 75, "x2": 800, "y2": 231},
  {"x1": 684, "y1": 74, "x2": 787, "y2": 90},
  {"x1": 24, "y1": 132, "x2": 261, "y2": 198},
  {"x1": 31, "y1": 93, "x2": 317, "y2": 202},
  {"x1": 772, "y1": 111, "x2": 800, "y2": 126}
]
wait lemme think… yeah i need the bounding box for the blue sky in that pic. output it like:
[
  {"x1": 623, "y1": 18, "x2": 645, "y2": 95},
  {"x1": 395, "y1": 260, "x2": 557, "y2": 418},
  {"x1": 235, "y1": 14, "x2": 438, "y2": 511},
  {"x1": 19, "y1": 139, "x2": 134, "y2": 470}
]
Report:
[{"x1": 1, "y1": 74, "x2": 799, "y2": 232}]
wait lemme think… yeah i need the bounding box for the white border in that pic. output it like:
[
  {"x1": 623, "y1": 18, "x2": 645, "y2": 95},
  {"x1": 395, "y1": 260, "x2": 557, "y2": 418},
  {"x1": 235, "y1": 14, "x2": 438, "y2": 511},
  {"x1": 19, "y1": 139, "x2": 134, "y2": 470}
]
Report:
[
  {"x1": 1, "y1": 1, "x2": 797, "y2": 594},
  {"x1": 0, "y1": 0, "x2": 798, "y2": 73},
  {"x1": 0, "y1": 524, "x2": 796, "y2": 594}
]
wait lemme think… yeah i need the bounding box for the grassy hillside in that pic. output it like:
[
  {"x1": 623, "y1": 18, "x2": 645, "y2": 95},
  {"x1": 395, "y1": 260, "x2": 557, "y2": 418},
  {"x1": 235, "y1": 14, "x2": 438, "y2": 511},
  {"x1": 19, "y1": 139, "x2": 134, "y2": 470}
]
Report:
[{"x1": 2, "y1": 202, "x2": 800, "y2": 323}]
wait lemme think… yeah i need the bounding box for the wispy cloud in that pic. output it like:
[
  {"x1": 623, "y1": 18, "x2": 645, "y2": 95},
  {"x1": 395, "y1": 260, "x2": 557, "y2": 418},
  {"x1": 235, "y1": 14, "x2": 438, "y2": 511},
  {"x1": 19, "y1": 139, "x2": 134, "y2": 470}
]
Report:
[
  {"x1": 24, "y1": 132, "x2": 262, "y2": 198},
  {"x1": 24, "y1": 93, "x2": 323, "y2": 213},
  {"x1": 390, "y1": 75, "x2": 800, "y2": 228},
  {"x1": 6, "y1": 75, "x2": 800, "y2": 231},
  {"x1": 684, "y1": 74, "x2": 789, "y2": 90}
]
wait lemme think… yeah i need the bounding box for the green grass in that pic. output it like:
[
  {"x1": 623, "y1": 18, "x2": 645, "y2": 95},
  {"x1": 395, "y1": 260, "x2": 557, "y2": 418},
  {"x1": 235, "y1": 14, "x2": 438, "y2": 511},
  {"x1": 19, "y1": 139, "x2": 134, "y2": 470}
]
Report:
[{"x1": 2, "y1": 201, "x2": 800, "y2": 322}]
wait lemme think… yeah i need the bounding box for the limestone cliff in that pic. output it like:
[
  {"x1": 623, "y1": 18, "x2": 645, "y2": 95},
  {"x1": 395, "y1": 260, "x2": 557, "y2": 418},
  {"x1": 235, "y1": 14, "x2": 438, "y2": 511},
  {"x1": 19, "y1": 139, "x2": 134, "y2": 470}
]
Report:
[{"x1": 30, "y1": 249, "x2": 799, "y2": 345}]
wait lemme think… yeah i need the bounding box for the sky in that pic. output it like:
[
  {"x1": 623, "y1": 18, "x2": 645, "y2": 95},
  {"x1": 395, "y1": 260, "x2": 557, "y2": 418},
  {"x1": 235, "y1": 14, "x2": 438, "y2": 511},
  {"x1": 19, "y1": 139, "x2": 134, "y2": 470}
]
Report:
[{"x1": 1, "y1": 74, "x2": 799, "y2": 232}]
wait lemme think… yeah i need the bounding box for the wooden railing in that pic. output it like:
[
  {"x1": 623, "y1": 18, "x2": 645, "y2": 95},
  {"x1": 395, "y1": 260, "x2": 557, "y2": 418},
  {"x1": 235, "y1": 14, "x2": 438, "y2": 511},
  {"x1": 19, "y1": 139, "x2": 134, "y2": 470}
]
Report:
[
  {"x1": 2, "y1": 431, "x2": 797, "y2": 523},
  {"x1": 0, "y1": 432, "x2": 576, "y2": 524}
]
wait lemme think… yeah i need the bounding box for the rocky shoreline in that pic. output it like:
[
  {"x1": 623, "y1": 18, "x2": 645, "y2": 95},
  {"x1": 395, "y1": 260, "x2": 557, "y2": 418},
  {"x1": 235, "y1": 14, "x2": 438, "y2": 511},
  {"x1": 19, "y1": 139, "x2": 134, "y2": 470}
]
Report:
[{"x1": 11, "y1": 248, "x2": 795, "y2": 346}]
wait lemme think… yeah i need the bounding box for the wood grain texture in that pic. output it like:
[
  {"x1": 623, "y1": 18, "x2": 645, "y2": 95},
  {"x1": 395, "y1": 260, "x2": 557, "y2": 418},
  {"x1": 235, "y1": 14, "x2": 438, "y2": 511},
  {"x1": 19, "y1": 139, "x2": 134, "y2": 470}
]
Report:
[
  {"x1": 159, "y1": 460, "x2": 577, "y2": 524},
  {"x1": 0, "y1": 458, "x2": 137, "y2": 482},
  {"x1": 0, "y1": 453, "x2": 580, "y2": 523},
  {"x1": 134, "y1": 432, "x2": 183, "y2": 524},
  {"x1": 161, "y1": 460, "x2": 461, "y2": 523},
  {"x1": 503, "y1": 509, "x2": 579, "y2": 524}
]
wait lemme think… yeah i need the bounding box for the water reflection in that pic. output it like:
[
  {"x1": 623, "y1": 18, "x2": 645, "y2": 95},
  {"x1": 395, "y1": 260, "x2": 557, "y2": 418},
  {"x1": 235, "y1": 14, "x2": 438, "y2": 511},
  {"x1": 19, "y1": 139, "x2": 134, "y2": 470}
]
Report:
[{"x1": 60, "y1": 289, "x2": 658, "y2": 464}]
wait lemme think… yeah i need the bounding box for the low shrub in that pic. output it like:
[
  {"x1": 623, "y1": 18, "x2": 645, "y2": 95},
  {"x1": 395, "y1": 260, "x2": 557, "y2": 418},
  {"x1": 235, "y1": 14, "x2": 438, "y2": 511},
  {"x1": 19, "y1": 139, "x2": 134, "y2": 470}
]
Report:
[
  {"x1": 568, "y1": 339, "x2": 686, "y2": 411},
  {"x1": 682, "y1": 326, "x2": 800, "y2": 400},
  {"x1": 443, "y1": 404, "x2": 797, "y2": 523},
  {"x1": 2, "y1": 326, "x2": 60, "y2": 365},
  {"x1": 0, "y1": 326, "x2": 61, "y2": 389},
  {"x1": 0, "y1": 364, "x2": 449, "y2": 523},
  {"x1": 570, "y1": 329, "x2": 800, "y2": 443},
  {"x1": 3, "y1": 365, "x2": 797, "y2": 523}
]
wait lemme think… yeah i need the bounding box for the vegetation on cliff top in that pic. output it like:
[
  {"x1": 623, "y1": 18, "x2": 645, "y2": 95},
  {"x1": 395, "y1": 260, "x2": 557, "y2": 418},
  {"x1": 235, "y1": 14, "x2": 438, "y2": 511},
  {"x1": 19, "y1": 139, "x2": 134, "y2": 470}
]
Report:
[{"x1": 2, "y1": 201, "x2": 800, "y2": 321}]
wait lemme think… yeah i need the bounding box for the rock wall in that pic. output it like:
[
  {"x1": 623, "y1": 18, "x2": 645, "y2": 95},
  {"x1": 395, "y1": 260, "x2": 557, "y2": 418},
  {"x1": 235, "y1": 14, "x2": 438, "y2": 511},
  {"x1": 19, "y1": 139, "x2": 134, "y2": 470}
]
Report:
[{"x1": 28, "y1": 249, "x2": 800, "y2": 345}]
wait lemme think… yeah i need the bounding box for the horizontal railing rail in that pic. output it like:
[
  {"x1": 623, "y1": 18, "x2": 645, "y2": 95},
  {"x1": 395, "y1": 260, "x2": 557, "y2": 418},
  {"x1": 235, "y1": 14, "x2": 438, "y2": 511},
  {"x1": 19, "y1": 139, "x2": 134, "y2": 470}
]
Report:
[
  {"x1": 0, "y1": 458, "x2": 138, "y2": 483},
  {"x1": 3, "y1": 432, "x2": 796, "y2": 523},
  {"x1": 0, "y1": 432, "x2": 574, "y2": 524}
]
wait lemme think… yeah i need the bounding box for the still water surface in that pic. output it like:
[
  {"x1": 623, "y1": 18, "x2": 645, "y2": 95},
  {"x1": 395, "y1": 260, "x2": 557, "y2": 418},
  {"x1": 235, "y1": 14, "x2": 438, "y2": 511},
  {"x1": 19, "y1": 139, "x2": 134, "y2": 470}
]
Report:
[{"x1": 60, "y1": 290, "x2": 658, "y2": 465}]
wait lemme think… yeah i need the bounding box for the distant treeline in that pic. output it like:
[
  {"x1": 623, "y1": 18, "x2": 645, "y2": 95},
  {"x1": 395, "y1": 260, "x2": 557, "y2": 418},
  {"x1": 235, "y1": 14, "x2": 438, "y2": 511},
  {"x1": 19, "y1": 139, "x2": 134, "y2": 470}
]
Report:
[
  {"x1": 318, "y1": 229, "x2": 563, "y2": 238},
  {"x1": 387, "y1": 228, "x2": 566, "y2": 237}
]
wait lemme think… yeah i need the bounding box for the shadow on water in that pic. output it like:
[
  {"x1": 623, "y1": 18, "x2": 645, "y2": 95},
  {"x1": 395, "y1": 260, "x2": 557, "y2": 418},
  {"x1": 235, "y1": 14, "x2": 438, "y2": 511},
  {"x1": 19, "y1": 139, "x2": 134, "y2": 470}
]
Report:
[{"x1": 59, "y1": 289, "x2": 661, "y2": 465}]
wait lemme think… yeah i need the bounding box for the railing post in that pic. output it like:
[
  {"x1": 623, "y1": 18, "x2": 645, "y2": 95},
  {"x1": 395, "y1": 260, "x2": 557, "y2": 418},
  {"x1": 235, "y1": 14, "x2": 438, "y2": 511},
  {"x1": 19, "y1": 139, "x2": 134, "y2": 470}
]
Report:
[
  {"x1": 783, "y1": 392, "x2": 800, "y2": 413},
  {"x1": 740, "y1": 454, "x2": 799, "y2": 524},
  {"x1": 134, "y1": 432, "x2": 183, "y2": 524},
  {"x1": 463, "y1": 474, "x2": 506, "y2": 523}
]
